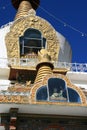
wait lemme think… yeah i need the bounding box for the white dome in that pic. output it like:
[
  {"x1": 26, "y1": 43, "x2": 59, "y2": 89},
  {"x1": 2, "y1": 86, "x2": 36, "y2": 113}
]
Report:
[
  {"x1": 0, "y1": 23, "x2": 12, "y2": 58},
  {"x1": 56, "y1": 31, "x2": 72, "y2": 63},
  {"x1": 0, "y1": 22, "x2": 13, "y2": 67},
  {"x1": 0, "y1": 23, "x2": 12, "y2": 80}
]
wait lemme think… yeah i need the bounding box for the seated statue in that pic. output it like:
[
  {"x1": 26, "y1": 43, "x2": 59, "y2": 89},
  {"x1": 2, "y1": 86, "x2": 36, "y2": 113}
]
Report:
[{"x1": 50, "y1": 88, "x2": 66, "y2": 101}]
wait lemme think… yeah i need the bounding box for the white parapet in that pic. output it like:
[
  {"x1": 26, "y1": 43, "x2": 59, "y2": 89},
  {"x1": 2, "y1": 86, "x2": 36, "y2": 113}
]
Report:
[{"x1": 67, "y1": 71, "x2": 87, "y2": 90}]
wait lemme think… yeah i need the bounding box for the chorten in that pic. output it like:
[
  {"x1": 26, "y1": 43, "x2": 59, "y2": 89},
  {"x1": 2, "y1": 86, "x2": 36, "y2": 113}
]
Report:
[{"x1": 0, "y1": 0, "x2": 87, "y2": 130}]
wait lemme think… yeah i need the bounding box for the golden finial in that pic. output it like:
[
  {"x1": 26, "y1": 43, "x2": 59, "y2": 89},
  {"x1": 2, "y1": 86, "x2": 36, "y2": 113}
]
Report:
[
  {"x1": 11, "y1": 0, "x2": 40, "y2": 20},
  {"x1": 38, "y1": 49, "x2": 51, "y2": 62}
]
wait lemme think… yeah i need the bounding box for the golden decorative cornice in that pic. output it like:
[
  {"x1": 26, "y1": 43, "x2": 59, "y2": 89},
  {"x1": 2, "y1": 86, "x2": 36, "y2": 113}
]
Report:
[{"x1": 0, "y1": 95, "x2": 29, "y2": 103}]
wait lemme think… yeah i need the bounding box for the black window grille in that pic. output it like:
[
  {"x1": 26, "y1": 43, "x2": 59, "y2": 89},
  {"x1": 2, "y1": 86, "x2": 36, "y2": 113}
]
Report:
[{"x1": 19, "y1": 28, "x2": 46, "y2": 56}]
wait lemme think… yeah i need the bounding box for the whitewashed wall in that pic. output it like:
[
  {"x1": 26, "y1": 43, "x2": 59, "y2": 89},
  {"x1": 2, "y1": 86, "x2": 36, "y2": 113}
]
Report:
[{"x1": 56, "y1": 32, "x2": 72, "y2": 63}]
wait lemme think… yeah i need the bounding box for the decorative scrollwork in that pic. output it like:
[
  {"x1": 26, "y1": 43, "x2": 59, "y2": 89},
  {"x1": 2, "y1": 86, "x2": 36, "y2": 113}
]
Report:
[{"x1": 5, "y1": 15, "x2": 60, "y2": 61}]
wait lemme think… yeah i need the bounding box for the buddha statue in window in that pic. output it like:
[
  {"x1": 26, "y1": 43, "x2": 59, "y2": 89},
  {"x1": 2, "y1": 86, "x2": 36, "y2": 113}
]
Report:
[{"x1": 50, "y1": 87, "x2": 66, "y2": 101}]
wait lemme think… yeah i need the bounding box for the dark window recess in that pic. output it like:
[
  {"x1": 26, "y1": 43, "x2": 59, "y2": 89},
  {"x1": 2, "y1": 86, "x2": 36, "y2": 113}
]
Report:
[
  {"x1": 19, "y1": 28, "x2": 46, "y2": 56},
  {"x1": 48, "y1": 78, "x2": 67, "y2": 102},
  {"x1": 68, "y1": 88, "x2": 81, "y2": 103},
  {"x1": 36, "y1": 86, "x2": 48, "y2": 101}
]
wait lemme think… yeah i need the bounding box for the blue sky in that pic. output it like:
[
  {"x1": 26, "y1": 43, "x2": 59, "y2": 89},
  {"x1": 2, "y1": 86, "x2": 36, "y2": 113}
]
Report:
[{"x1": 0, "y1": 0, "x2": 87, "y2": 63}]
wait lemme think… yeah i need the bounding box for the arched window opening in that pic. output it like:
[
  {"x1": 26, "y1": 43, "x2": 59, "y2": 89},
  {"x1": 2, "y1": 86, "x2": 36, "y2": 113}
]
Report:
[
  {"x1": 19, "y1": 28, "x2": 46, "y2": 57},
  {"x1": 48, "y1": 78, "x2": 67, "y2": 102},
  {"x1": 36, "y1": 78, "x2": 82, "y2": 103},
  {"x1": 36, "y1": 86, "x2": 48, "y2": 101}
]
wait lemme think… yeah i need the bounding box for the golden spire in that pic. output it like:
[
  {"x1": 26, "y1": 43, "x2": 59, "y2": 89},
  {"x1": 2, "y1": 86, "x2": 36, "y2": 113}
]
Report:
[
  {"x1": 15, "y1": 1, "x2": 32, "y2": 20},
  {"x1": 34, "y1": 49, "x2": 54, "y2": 84},
  {"x1": 11, "y1": 0, "x2": 40, "y2": 20}
]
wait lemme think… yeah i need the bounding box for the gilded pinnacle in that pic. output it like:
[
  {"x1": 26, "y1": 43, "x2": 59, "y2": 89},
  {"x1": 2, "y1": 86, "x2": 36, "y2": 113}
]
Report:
[
  {"x1": 12, "y1": 0, "x2": 40, "y2": 20},
  {"x1": 11, "y1": 0, "x2": 40, "y2": 10}
]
